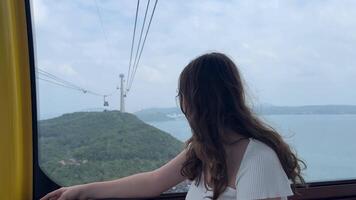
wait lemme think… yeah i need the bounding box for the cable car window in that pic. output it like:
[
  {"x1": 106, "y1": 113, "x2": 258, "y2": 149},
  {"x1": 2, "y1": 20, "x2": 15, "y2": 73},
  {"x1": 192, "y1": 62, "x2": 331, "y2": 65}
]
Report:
[{"x1": 32, "y1": 0, "x2": 356, "y2": 195}]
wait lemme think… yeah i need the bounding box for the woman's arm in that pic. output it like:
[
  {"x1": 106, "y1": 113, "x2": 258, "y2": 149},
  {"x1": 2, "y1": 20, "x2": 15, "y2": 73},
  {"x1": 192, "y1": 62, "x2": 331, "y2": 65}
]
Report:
[
  {"x1": 41, "y1": 149, "x2": 188, "y2": 200},
  {"x1": 84, "y1": 148, "x2": 188, "y2": 199}
]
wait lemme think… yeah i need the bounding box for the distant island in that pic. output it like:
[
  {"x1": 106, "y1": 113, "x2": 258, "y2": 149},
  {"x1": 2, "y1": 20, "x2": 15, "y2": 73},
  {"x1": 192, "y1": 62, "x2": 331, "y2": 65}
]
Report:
[
  {"x1": 39, "y1": 111, "x2": 184, "y2": 188},
  {"x1": 134, "y1": 105, "x2": 356, "y2": 122}
]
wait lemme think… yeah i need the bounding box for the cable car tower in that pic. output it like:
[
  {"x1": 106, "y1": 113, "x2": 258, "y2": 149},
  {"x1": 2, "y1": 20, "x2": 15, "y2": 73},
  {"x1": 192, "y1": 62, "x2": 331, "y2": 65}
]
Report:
[{"x1": 119, "y1": 73, "x2": 125, "y2": 112}]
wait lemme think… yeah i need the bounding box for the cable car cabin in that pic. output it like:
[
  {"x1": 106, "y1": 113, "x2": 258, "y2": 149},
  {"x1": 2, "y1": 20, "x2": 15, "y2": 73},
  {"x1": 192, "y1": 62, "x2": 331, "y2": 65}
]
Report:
[
  {"x1": 104, "y1": 96, "x2": 109, "y2": 107},
  {"x1": 1, "y1": 0, "x2": 356, "y2": 199}
]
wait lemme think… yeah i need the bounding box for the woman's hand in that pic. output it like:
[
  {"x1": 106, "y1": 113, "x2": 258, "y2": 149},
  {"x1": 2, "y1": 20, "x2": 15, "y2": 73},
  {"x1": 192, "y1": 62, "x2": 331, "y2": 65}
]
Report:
[{"x1": 40, "y1": 185, "x2": 86, "y2": 200}]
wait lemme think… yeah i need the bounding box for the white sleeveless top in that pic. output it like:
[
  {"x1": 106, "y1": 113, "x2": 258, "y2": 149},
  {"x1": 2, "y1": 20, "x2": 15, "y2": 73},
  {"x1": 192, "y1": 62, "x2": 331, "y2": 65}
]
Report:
[{"x1": 185, "y1": 138, "x2": 294, "y2": 200}]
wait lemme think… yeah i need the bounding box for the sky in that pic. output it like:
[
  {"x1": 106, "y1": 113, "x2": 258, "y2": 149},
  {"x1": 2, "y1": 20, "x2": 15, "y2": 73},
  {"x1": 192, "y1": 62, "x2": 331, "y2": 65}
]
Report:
[{"x1": 32, "y1": 0, "x2": 356, "y2": 119}]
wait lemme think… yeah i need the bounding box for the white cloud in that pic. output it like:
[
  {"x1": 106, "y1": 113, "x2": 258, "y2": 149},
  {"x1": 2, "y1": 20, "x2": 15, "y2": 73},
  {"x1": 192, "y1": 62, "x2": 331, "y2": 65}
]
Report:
[
  {"x1": 57, "y1": 64, "x2": 77, "y2": 76},
  {"x1": 136, "y1": 65, "x2": 169, "y2": 84}
]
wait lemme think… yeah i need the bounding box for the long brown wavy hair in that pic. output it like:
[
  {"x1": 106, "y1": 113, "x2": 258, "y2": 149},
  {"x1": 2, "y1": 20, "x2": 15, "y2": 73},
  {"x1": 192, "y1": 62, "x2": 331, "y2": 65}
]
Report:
[{"x1": 178, "y1": 52, "x2": 307, "y2": 199}]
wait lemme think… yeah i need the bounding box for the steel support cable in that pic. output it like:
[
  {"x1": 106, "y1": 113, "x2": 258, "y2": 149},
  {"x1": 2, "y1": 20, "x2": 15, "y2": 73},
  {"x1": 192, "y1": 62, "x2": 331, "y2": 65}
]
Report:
[
  {"x1": 94, "y1": 0, "x2": 127, "y2": 97},
  {"x1": 39, "y1": 76, "x2": 109, "y2": 108},
  {"x1": 86, "y1": 90, "x2": 104, "y2": 96},
  {"x1": 93, "y1": 0, "x2": 120, "y2": 97},
  {"x1": 128, "y1": 0, "x2": 158, "y2": 91},
  {"x1": 39, "y1": 70, "x2": 116, "y2": 97},
  {"x1": 38, "y1": 69, "x2": 86, "y2": 91},
  {"x1": 94, "y1": 0, "x2": 112, "y2": 56},
  {"x1": 127, "y1": 0, "x2": 151, "y2": 91},
  {"x1": 37, "y1": 68, "x2": 106, "y2": 96},
  {"x1": 39, "y1": 75, "x2": 104, "y2": 97},
  {"x1": 37, "y1": 77, "x2": 86, "y2": 92},
  {"x1": 38, "y1": 70, "x2": 79, "y2": 89},
  {"x1": 126, "y1": 0, "x2": 140, "y2": 92}
]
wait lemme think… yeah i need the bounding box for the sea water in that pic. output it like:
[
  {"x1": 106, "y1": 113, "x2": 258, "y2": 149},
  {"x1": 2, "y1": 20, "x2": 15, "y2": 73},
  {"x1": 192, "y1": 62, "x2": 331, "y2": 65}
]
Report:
[{"x1": 148, "y1": 114, "x2": 356, "y2": 183}]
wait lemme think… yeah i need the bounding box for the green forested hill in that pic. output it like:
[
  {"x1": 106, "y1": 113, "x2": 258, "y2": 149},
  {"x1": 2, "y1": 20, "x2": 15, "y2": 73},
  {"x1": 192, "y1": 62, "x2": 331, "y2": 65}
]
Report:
[{"x1": 39, "y1": 111, "x2": 184, "y2": 186}]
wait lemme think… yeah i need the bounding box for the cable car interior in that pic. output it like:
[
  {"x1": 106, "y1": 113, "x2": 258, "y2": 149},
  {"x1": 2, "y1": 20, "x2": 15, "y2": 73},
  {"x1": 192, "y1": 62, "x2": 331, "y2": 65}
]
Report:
[{"x1": 1, "y1": 0, "x2": 356, "y2": 199}]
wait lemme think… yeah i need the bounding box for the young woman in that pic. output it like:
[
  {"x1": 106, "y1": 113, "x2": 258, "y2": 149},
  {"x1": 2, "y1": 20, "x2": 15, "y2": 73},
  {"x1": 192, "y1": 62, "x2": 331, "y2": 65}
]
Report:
[{"x1": 41, "y1": 52, "x2": 306, "y2": 200}]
